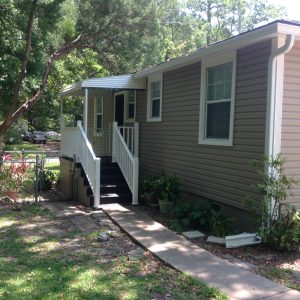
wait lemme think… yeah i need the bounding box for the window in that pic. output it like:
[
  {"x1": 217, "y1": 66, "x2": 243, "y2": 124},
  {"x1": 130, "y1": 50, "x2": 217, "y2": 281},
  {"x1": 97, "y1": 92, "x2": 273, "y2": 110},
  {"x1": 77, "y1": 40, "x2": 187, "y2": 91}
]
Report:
[
  {"x1": 199, "y1": 53, "x2": 236, "y2": 146},
  {"x1": 125, "y1": 91, "x2": 136, "y2": 122},
  {"x1": 94, "y1": 97, "x2": 103, "y2": 136},
  {"x1": 147, "y1": 73, "x2": 162, "y2": 122}
]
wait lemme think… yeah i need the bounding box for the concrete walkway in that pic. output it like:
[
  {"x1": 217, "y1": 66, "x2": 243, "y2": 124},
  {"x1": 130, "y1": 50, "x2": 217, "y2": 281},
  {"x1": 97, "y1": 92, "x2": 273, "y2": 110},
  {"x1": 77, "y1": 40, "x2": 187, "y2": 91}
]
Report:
[{"x1": 101, "y1": 203, "x2": 300, "y2": 300}]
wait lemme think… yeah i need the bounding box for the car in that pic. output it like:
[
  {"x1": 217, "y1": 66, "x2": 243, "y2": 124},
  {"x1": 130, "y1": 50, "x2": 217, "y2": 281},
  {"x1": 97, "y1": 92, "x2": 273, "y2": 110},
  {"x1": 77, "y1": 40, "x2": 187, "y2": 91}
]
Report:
[
  {"x1": 29, "y1": 131, "x2": 46, "y2": 144},
  {"x1": 21, "y1": 131, "x2": 31, "y2": 141},
  {"x1": 45, "y1": 131, "x2": 59, "y2": 140}
]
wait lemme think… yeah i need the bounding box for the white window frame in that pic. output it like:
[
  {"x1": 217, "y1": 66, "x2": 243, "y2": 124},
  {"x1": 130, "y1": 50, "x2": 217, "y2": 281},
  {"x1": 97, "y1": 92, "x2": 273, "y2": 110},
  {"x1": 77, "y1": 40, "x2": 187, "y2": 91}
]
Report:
[
  {"x1": 125, "y1": 90, "x2": 136, "y2": 123},
  {"x1": 199, "y1": 52, "x2": 236, "y2": 146},
  {"x1": 147, "y1": 73, "x2": 163, "y2": 122},
  {"x1": 94, "y1": 96, "x2": 103, "y2": 137}
]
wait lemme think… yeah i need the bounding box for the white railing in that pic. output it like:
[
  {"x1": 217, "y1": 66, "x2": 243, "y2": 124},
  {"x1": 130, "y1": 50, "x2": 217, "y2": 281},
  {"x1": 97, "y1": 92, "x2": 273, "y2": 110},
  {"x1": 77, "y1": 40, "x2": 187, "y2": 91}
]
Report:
[
  {"x1": 61, "y1": 121, "x2": 101, "y2": 208},
  {"x1": 117, "y1": 123, "x2": 139, "y2": 157},
  {"x1": 87, "y1": 127, "x2": 112, "y2": 156},
  {"x1": 112, "y1": 122, "x2": 139, "y2": 205}
]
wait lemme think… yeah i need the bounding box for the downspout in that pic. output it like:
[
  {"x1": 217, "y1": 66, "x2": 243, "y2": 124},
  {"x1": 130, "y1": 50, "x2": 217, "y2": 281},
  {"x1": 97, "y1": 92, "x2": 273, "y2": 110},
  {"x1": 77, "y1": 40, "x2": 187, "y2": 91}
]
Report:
[
  {"x1": 264, "y1": 34, "x2": 294, "y2": 221},
  {"x1": 265, "y1": 34, "x2": 295, "y2": 158}
]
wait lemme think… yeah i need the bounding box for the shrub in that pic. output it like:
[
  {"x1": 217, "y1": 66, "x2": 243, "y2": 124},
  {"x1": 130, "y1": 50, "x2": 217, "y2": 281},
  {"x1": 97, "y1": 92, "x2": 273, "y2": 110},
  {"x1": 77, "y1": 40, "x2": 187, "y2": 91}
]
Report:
[
  {"x1": 4, "y1": 123, "x2": 24, "y2": 144},
  {"x1": 0, "y1": 155, "x2": 31, "y2": 202},
  {"x1": 141, "y1": 174, "x2": 181, "y2": 204},
  {"x1": 170, "y1": 199, "x2": 233, "y2": 236},
  {"x1": 39, "y1": 170, "x2": 56, "y2": 191},
  {"x1": 248, "y1": 155, "x2": 300, "y2": 251}
]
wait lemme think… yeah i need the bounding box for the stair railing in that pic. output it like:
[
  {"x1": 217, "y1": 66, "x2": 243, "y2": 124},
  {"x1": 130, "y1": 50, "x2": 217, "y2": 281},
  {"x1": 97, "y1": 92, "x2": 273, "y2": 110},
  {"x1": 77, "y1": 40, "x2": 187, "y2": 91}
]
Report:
[
  {"x1": 112, "y1": 122, "x2": 139, "y2": 205},
  {"x1": 61, "y1": 121, "x2": 101, "y2": 207}
]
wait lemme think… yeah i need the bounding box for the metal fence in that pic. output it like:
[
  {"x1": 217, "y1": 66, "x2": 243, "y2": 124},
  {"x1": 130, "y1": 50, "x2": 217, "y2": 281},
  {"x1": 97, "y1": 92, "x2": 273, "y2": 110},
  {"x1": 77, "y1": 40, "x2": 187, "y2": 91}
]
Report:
[{"x1": 0, "y1": 150, "x2": 60, "y2": 202}]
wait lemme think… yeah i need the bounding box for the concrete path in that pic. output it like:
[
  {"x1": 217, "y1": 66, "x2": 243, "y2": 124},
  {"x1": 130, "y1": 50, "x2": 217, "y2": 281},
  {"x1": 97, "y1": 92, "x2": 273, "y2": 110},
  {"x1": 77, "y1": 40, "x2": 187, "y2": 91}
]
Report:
[{"x1": 101, "y1": 203, "x2": 300, "y2": 300}]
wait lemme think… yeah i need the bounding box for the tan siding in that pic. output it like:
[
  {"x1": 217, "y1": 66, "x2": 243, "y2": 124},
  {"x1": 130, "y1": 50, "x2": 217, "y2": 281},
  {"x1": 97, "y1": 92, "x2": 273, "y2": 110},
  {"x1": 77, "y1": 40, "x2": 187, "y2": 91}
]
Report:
[
  {"x1": 136, "y1": 40, "x2": 271, "y2": 211},
  {"x1": 87, "y1": 91, "x2": 114, "y2": 156},
  {"x1": 282, "y1": 40, "x2": 300, "y2": 208}
]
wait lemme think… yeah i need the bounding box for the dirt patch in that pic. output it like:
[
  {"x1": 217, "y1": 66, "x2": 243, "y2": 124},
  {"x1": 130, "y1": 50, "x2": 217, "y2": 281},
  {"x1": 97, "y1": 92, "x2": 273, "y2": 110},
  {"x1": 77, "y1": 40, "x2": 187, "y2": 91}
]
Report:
[{"x1": 40, "y1": 141, "x2": 60, "y2": 151}]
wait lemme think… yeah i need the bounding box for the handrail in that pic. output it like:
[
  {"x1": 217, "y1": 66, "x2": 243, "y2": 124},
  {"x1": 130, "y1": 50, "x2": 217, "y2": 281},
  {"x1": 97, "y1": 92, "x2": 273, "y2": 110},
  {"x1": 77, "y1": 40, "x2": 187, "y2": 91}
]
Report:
[
  {"x1": 77, "y1": 121, "x2": 101, "y2": 208},
  {"x1": 77, "y1": 121, "x2": 97, "y2": 161},
  {"x1": 61, "y1": 121, "x2": 101, "y2": 208},
  {"x1": 115, "y1": 127, "x2": 134, "y2": 161},
  {"x1": 112, "y1": 122, "x2": 139, "y2": 205}
]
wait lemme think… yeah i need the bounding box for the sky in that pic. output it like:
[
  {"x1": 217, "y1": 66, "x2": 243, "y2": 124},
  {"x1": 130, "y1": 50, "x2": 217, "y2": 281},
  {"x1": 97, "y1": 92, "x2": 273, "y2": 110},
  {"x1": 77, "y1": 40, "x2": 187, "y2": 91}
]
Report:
[{"x1": 269, "y1": 0, "x2": 300, "y2": 21}]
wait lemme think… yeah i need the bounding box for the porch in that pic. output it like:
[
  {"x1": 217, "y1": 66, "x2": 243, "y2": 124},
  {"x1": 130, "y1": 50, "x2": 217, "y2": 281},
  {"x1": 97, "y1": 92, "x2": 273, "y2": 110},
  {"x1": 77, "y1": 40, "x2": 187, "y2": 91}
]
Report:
[{"x1": 59, "y1": 74, "x2": 146, "y2": 208}]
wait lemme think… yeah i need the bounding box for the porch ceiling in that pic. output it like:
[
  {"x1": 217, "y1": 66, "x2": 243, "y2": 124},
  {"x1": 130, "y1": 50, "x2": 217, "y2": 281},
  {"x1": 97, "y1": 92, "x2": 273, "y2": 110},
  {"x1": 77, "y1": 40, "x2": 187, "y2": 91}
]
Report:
[{"x1": 60, "y1": 74, "x2": 146, "y2": 97}]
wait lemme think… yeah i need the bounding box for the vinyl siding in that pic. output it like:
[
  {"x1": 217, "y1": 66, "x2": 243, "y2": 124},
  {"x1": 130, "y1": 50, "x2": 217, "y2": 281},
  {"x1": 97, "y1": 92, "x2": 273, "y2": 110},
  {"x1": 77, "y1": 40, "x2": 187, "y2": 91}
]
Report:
[
  {"x1": 136, "y1": 40, "x2": 271, "y2": 211},
  {"x1": 87, "y1": 91, "x2": 114, "y2": 156},
  {"x1": 281, "y1": 40, "x2": 300, "y2": 209}
]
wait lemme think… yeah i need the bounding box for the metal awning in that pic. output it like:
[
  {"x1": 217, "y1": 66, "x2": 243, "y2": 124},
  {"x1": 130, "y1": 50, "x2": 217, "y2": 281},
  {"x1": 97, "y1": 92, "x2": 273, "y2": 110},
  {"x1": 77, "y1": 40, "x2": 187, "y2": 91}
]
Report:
[{"x1": 60, "y1": 74, "x2": 146, "y2": 97}]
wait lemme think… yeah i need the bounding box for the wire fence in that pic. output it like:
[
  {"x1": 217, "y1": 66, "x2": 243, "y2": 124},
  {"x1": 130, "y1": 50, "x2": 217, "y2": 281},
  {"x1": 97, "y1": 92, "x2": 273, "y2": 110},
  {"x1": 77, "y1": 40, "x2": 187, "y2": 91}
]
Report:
[{"x1": 0, "y1": 150, "x2": 60, "y2": 202}]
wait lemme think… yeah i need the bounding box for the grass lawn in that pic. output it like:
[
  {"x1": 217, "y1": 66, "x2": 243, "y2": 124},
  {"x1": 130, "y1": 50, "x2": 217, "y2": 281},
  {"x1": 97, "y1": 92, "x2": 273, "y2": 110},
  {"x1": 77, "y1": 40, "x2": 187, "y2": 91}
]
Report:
[
  {"x1": 0, "y1": 203, "x2": 228, "y2": 300},
  {"x1": 3, "y1": 141, "x2": 43, "y2": 152}
]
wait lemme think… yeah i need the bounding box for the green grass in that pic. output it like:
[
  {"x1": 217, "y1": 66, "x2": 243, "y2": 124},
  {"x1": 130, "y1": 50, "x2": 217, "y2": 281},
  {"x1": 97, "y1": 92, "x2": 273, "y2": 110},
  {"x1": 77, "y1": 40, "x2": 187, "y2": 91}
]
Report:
[
  {"x1": 3, "y1": 142, "x2": 43, "y2": 152},
  {"x1": 0, "y1": 203, "x2": 228, "y2": 300},
  {"x1": 260, "y1": 266, "x2": 300, "y2": 291}
]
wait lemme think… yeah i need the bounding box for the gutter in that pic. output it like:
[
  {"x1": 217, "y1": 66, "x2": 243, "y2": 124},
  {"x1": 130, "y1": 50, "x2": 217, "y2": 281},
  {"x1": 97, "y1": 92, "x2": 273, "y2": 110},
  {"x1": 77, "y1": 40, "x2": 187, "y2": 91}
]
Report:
[{"x1": 265, "y1": 34, "x2": 295, "y2": 158}]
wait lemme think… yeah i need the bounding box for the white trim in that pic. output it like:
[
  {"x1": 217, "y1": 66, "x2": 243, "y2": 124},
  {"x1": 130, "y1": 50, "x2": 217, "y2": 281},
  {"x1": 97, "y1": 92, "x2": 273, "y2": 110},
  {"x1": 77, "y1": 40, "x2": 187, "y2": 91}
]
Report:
[
  {"x1": 84, "y1": 88, "x2": 88, "y2": 134},
  {"x1": 124, "y1": 90, "x2": 136, "y2": 123},
  {"x1": 147, "y1": 73, "x2": 163, "y2": 122},
  {"x1": 199, "y1": 52, "x2": 236, "y2": 146},
  {"x1": 265, "y1": 34, "x2": 295, "y2": 158},
  {"x1": 94, "y1": 96, "x2": 103, "y2": 137},
  {"x1": 114, "y1": 91, "x2": 127, "y2": 125}
]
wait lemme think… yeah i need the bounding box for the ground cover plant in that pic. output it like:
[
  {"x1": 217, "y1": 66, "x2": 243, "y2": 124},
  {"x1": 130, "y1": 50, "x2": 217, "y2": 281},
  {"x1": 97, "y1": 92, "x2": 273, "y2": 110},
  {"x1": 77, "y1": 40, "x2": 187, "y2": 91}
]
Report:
[
  {"x1": 247, "y1": 155, "x2": 300, "y2": 251},
  {"x1": 0, "y1": 201, "x2": 228, "y2": 300},
  {"x1": 170, "y1": 199, "x2": 233, "y2": 237}
]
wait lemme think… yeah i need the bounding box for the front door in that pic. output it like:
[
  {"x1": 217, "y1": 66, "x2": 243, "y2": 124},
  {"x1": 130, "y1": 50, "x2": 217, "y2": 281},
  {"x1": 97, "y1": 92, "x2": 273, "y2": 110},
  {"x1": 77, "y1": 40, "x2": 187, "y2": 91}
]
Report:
[{"x1": 115, "y1": 94, "x2": 124, "y2": 126}]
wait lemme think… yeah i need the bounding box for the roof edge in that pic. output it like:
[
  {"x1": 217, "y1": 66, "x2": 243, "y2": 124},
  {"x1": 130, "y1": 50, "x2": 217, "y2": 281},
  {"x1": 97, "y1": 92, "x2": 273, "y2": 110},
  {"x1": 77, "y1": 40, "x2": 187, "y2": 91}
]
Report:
[{"x1": 133, "y1": 21, "x2": 283, "y2": 79}]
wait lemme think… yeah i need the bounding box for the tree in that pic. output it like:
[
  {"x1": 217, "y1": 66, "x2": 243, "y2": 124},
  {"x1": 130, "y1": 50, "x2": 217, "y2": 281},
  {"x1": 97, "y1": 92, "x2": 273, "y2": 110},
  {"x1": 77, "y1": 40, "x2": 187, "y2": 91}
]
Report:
[
  {"x1": 187, "y1": 0, "x2": 285, "y2": 46},
  {"x1": 0, "y1": 0, "x2": 163, "y2": 151}
]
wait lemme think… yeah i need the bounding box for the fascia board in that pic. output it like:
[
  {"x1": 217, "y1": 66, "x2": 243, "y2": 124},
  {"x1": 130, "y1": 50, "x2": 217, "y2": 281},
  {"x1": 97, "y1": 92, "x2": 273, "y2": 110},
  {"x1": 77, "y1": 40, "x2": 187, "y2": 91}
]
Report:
[{"x1": 277, "y1": 23, "x2": 300, "y2": 37}]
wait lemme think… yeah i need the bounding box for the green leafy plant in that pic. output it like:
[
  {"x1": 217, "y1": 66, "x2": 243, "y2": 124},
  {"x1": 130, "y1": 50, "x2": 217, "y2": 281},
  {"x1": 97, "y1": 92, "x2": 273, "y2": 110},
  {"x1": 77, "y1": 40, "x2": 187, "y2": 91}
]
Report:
[
  {"x1": 170, "y1": 199, "x2": 233, "y2": 236},
  {"x1": 39, "y1": 170, "x2": 56, "y2": 191},
  {"x1": 4, "y1": 123, "x2": 24, "y2": 144},
  {"x1": 153, "y1": 175, "x2": 181, "y2": 203},
  {"x1": 248, "y1": 155, "x2": 300, "y2": 251},
  {"x1": 140, "y1": 176, "x2": 160, "y2": 205},
  {"x1": 210, "y1": 209, "x2": 233, "y2": 237},
  {"x1": 0, "y1": 154, "x2": 31, "y2": 202}
]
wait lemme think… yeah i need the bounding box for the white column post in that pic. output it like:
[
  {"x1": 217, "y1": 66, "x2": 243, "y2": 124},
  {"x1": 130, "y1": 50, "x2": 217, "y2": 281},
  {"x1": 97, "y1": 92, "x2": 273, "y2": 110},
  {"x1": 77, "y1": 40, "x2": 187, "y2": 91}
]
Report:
[
  {"x1": 134, "y1": 122, "x2": 139, "y2": 157},
  {"x1": 112, "y1": 122, "x2": 117, "y2": 162},
  {"x1": 94, "y1": 157, "x2": 101, "y2": 208},
  {"x1": 84, "y1": 88, "x2": 88, "y2": 134},
  {"x1": 60, "y1": 97, "x2": 65, "y2": 130},
  {"x1": 132, "y1": 157, "x2": 139, "y2": 205}
]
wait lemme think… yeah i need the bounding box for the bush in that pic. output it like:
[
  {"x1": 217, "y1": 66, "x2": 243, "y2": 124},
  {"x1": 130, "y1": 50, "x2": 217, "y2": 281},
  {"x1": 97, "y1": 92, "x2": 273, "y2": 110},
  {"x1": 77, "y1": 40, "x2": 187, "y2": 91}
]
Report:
[
  {"x1": 39, "y1": 170, "x2": 56, "y2": 191},
  {"x1": 263, "y1": 206, "x2": 300, "y2": 251},
  {"x1": 170, "y1": 199, "x2": 233, "y2": 236},
  {"x1": 248, "y1": 155, "x2": 300, "y2": 251},
  {"x1": 141, "y1": 174, "x2": 181, "y2": 204},
  {"x1": 4, "y1": 124, "x2": 24, "y2": 144}
]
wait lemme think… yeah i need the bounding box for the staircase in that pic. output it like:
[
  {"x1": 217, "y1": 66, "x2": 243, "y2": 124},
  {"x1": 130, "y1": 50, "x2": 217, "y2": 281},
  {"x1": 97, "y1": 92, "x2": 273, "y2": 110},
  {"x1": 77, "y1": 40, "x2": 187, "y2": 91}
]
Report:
[{"x1": 100, "y1": 156, "x2": 132, "y2": 204}]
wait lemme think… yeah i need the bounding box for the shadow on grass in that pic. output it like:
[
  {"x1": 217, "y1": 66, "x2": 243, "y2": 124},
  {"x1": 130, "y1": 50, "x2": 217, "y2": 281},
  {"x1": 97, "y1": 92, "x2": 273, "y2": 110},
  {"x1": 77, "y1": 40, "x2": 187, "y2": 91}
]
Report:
[{"x1": 0, "y1": 204, "x2": 228, "y2": 300}]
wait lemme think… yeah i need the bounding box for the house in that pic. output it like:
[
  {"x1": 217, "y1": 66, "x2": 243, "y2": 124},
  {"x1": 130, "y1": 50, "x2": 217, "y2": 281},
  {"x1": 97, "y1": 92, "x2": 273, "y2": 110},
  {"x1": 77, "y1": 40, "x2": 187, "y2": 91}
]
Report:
[{"x1": 59, "y1": 20, "x2": 300, "y2": 228}]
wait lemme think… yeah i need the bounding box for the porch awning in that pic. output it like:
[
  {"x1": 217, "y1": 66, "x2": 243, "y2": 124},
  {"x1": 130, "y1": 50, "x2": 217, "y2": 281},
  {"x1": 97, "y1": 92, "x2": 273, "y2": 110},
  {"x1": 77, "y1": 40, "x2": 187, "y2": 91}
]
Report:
[{"x1": 60, "y1": 74, "x2": 146, "y2": 97}]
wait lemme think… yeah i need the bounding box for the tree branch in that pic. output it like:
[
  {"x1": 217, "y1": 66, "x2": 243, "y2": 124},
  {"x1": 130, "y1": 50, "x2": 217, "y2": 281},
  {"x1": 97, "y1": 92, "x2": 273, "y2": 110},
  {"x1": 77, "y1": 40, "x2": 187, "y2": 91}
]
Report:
[{"x1": 10, "y1": 0, "x2": 37, "y2": 113}]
